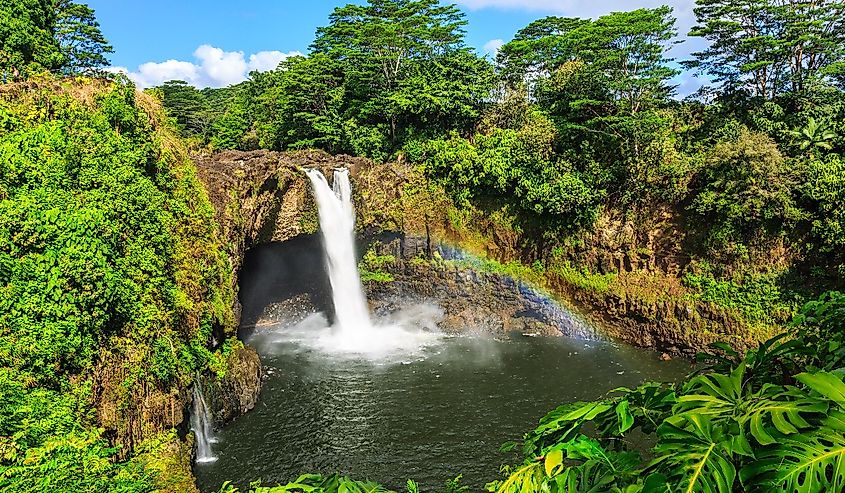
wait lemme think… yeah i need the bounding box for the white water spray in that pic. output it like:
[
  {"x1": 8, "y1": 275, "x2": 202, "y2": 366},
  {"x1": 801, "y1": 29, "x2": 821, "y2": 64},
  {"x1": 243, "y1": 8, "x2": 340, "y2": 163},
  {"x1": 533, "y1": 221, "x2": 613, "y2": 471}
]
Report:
[
  {"x1": 191, "y1": 384, "x2": 217, "y2": 463},
  {"x1": 299, "y1": 168, "x2": 442, "y2": 358},
  {"x1": 305, "y1": 168, "x2": 372, "y2": 333}
]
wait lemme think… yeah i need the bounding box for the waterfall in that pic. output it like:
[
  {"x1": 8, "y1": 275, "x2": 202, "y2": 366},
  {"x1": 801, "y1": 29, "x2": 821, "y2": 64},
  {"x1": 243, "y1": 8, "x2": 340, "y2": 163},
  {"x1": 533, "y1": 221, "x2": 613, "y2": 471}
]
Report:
[
  {"x1": 191, "y1": 384, "x2": 217, "y2": 463},
  {"x1": 305, "y1": 168, "x2": 373, "y2": 334}
]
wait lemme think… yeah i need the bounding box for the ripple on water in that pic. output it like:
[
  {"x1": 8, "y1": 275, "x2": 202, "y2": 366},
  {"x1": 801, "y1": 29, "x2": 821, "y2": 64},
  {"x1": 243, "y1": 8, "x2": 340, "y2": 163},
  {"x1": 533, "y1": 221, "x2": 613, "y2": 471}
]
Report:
[{"x1": 195, "y1": 320, "x2": 690, "y2": 493}]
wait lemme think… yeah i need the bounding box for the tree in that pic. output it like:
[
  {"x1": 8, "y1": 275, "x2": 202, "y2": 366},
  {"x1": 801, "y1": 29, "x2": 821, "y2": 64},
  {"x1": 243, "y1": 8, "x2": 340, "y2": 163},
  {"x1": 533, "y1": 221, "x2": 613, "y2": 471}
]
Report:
[
  {"x1": 690, "y1": 128, "x2": 803, "y2": 253},
  {"x1": 311, "y1": 0, "x2": 490, "y2": 147},
  {"x1": 0, "y1": 0, "x2": 61, "y2": 79},
  {"x1": 251, "y1": 54, "x2": 346, "y2": 152},
  {"x1": 499, "y1": 8, "x2": 679, "y2": 114},
  {"x1": 53, "y1": 0, "x2": 113, "y2": 74},
  {"x1": 496, "y1": 17, "x2": 590, "y2": 86},
  {"x1": 499, "y1": 8, "x2": 681, "y2": 206},
  {"x1": 0, "y1": 0, "x2": 111, "y2": 79},
  {"x1": 579, "y1": 7, "x2": 680, "y2": 114},
  {"x1": 156, "y1": 80, "x2": 212, "y2": 138},
  {"x1": 686, "y1": 0, "x2": 845, "y2": 98}
]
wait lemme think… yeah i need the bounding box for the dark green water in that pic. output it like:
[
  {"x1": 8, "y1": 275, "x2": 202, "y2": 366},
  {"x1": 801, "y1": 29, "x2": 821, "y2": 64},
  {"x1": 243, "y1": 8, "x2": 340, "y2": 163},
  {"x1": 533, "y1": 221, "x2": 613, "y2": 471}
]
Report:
[{"x1": 194, "y1": 331, "x2": 689, "y2": 492}]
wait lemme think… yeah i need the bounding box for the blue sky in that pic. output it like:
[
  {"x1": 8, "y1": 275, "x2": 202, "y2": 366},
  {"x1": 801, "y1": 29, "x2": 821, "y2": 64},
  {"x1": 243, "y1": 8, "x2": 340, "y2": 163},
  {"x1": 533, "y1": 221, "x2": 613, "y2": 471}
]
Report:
[{"x1": 91, "y1": 0, "x2": 706, "y2": 94}]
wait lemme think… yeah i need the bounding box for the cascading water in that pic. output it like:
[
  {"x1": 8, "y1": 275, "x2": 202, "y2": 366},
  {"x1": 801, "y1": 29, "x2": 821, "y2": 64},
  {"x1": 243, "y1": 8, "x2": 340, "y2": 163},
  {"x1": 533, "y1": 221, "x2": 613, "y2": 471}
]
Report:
[
  {"x1": 191, "y1": 384, "x2": 217, "y2": 463},
  {"x1": 300, "y1": 168, "x2": 443, "y2": 358},
  {"x1": 305, "y1": 168, "x2": 373, "y2": 334}
]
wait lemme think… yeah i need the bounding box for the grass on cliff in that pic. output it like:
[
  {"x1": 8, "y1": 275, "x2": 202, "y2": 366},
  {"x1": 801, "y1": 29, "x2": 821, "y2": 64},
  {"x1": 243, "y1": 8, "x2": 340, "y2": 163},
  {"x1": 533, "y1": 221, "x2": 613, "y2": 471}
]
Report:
[{"x1": 0, "y1": 76, "x2": 237, "y2": 491}]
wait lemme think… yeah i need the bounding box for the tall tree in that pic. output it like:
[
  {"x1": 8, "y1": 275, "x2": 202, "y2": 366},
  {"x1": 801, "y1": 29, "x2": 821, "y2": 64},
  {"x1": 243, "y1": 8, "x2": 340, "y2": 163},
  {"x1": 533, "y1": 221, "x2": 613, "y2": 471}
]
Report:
[
  {"x1": 0, "y1": 0, "x2": 61, "y2": 80},
  {"x1": 499, "y1": 8, "x2": 679, "y2": 114},
  {"x1": 54, "y1": 0, "x2": 113, "y2": 74},
  {"x1": 311, "y1": 0, "x2": 490, "y2": 145},
  {"x1": 0, "y1": 0, "x2": 111, "y2": 80},
  {"x1": 496, "y1": 17, "x2": 590, "y2": 86},
  {"x1": 686, "y1": 0, "x2": 845, "y2": 98}
]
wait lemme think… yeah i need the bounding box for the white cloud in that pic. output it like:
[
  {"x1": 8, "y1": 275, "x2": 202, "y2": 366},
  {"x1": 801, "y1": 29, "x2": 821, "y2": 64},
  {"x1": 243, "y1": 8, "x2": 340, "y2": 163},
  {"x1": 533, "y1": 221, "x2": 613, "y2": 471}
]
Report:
[
  {"x1": 248, "y1": 50, "x2": 296, "y2": 72},
  {"x1": 113, "y1": 45, "x2": 303, "y2": 88},
  {"x1": 483, "y1": 38, "x2": 505, "y2": 56},
  {"x1": 194, "y1": 45, "x2": 248, "y2": 86}
]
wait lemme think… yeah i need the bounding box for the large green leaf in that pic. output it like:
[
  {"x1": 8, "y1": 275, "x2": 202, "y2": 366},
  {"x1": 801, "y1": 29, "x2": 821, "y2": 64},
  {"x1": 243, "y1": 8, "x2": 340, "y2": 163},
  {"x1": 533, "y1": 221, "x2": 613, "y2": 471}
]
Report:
[
  {"x1": 742, "y1": 429, "x2": 845, "y2": 493},
  {"x1": 742, "y1": 386, "x2": 827, "y2": 445},
  {"x1": 677, "y1": 364, "x2": 827, "y2": 446},
  {"x1": 525, "y1": 401, "x2": 613, "y2": 455},
  {"x1": 540, "y1": 436, "x2": 640, "y2": 493},
  {"x1": 795, "y1": 372, "x2": 845, "y2": 408},
  {"x1": 650, "y1": 415, "x2": 736, "y2": 493}
]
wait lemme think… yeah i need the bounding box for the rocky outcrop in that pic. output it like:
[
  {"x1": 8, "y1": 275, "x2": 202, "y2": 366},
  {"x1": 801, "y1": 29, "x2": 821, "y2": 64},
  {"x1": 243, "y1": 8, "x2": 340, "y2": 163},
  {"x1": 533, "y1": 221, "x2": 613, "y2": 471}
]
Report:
[
  {"x1": 193, "y1": 150, "x2": 372, "y2": 274},
  {"x1": 194, "y1": 149, "x2": 770, "y2": 359},
  {"x1": 547, "y1": 277, "x2": 770, "y2": 356},
  {"x1": 365, "y1": 237, "x2": 598, "y2": 339},
  {"x1": 197, "y1": 346, "x2": 263, "y2": 426}
]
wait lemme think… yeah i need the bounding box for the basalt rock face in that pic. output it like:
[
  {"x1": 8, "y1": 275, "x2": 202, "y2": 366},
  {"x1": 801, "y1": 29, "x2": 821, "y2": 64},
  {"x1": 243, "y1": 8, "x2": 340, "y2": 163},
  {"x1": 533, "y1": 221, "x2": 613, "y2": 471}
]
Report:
[
  {"x1": 547, "y1": 279, "x2": 755, "y2": 356},
  {"x1": 194, "y1": 150, "x2": 372, "y2": 265},
  {"x1": 364, "y1": 237, "x2": 599, "y2": 340},
  {"x1": 197, "y1": 346, "x2": 263, "y2": 426},
  {"x1": 193, "y1": 149, "x2": 452, "y2": 327}
]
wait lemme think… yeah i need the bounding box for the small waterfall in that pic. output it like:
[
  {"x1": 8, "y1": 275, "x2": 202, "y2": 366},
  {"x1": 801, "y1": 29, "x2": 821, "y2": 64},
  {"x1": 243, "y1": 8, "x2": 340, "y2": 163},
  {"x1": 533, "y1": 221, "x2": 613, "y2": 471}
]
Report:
[
  {"x1": 191, "y1": 384, "x2": 217, "y2": 463},
  {"x1": 305, "y1": 168, "x2": 373, "y2": 334}
]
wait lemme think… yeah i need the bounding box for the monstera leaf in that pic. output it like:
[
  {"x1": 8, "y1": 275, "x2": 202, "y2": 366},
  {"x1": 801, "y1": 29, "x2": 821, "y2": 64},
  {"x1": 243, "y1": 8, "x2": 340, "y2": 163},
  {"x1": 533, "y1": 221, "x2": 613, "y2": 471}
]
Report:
[
  {"x1": 739, "y1": 372, "x2": 845, "y2": 492},
  {"x1": 525, "y1": 401, "x2": 613, "y2": 455},
  {"x1": 677, "y1": 362, "x2": 746, "y2": 415},
  {"x1": 604, "y1": 383, "x2": 677, "y2": 435},
  {"x1": 742, "y1": 426, "x2": 845, "y2": 493},
  {"x1": 650, "y1": 414, "x2": 737, "y2": 493},
  {"x1": 676, "y1": 364, "x2": 827, "y2": 446}
]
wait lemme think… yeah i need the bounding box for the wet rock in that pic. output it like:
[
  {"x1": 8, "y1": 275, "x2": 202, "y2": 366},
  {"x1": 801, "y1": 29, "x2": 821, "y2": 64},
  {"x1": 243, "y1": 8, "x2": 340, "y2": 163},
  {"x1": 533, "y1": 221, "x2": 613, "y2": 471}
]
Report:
[
  {"x1": 365, "y1": 240, "x2": 599, "y2": 340},
  {"x1": 198, "y1": 346, "x2": 262, "y2": 426}
]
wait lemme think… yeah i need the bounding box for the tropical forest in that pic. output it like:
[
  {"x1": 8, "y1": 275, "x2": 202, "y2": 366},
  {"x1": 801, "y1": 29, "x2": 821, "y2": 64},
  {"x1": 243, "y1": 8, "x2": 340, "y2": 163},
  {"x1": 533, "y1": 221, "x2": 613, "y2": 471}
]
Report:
[{"x1": 2, "y1": 0, "x2": 845, "y2": 492}]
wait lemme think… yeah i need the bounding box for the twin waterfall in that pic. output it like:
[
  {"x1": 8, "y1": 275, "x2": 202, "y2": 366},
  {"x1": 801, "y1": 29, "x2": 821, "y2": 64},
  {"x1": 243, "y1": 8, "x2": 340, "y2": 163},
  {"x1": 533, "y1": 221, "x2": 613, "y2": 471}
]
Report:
[
  {"x1": 302, "y1": 167, "x2": 442, "y2": 358},
  {"x1": 305, "y1": 168, "x2": 373, "y2": 335}
]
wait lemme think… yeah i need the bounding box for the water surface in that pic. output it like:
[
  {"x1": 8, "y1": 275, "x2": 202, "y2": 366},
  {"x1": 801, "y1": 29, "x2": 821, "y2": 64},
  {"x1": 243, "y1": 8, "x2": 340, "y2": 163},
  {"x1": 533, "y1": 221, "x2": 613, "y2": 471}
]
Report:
[{"x1": 195, "y1": 331, "x2": 688, "y2": 492}]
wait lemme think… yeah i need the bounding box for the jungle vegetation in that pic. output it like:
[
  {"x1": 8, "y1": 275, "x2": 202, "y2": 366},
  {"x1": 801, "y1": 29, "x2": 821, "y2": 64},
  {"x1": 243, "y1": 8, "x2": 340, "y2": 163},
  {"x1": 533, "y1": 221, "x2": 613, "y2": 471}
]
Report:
[
  {"x1": 2, "y1": 0, "x2": 845, "y2": 492},
  {"x1": 157, "y1": 0, "x2": 845, "y2": 327}
]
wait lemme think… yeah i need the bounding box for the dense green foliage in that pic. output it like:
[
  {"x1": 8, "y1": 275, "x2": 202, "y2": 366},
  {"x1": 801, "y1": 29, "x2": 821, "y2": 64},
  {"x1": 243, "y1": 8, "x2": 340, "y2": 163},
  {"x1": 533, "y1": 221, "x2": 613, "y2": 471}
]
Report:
[
  {"x1": 2, "y1": 0, "x2": 845, "y2": 491},
  {"x1": 685, "y1": 0, "x2": 845, "y2": 97},
  {"x1": 487, "y1": 291, "x2": 845, "y2": 493},
  {"x1": 0, "y1": 78, "x2": 234, "y2": 491},
  {"x1": 157, "y1": 0, "x2": 845, "y2": 295},
  {"x1": 0, "y1": 0, "x2": 112, "y2": 80}
]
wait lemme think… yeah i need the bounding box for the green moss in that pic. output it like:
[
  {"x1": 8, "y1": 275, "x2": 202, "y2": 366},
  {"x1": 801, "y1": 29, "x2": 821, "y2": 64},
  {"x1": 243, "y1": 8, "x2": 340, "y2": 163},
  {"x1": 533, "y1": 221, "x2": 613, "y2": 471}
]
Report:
[
  {"x1": 548, "y1": 262, "x2": 617, "y2": 294},
  {"x1": 298, "y1": 202, "x2": 320, "y2": 235},
  {"x1": 358, "y1": 246, "x2": 395, "y2": 283}
]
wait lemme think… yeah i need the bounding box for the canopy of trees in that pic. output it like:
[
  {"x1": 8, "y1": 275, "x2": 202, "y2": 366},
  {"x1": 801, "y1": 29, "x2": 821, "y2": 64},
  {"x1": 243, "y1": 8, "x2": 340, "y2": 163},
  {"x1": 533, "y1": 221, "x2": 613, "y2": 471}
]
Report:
[
  {"x1": 0, "y1": 0, "x2": 112, "y2": 80},
  {"x1": 2, "y1": 0, "x2": 845, "y2": 491}
]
